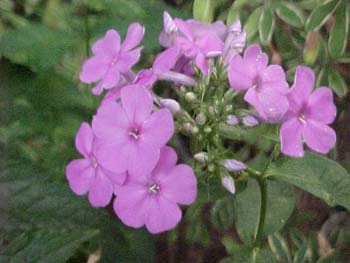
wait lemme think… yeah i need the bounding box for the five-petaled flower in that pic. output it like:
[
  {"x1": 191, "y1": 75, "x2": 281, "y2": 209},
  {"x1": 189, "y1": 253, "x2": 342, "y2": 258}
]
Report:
[
  {"x1": 228, "y1": 44, "x2": 290, "y2": 122},
  {"x1": 280, "y1": 66, "x2": 336, "y2": 157},
  {"x1": 92, "y1": 85, "x2": 174, "y2": 177},
  {"x1": 113, "y1": 146, "x2": 197, "y2": 234},
  {"x1": 80, "y1": 23, "x2": 144, "y2": 95},
  {"x1": 66, "y1": 122, "x2": 126, "y2": 207}
]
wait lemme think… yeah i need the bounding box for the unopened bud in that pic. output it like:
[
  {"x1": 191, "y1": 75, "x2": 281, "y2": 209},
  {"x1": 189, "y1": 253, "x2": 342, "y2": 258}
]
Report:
[
  {"x1": 182, "y1": 122, "x2": 192, "y2": 133},
  {"x1": 242, "y1": 115, "x2": 259, "y2": 127},
  {"x1": 224, "y1": 159, "x2": 246, "y2": 172},
  {"x1": 195, "y1": 113, "x2": 206, "y2": 125},
  {"x1": 185, "y1": 92, "x2": 196, "y2": 102},
  {"x1": 160, "y1": 98, "x2": 180, "y2": 115},
  {"x1": 208, "y1": 164, "x2": 216, "y2": 172},
  {"x1": 203, "y1": 126, "x2": 212, "y2": 133},
  {"x1": 194, "y1": 152, "x2": 208, "y2": 163},
  {"x1": 226, "y1": 115, "x2": 239, "y2": 126},
  {"x1": 225, "y1": 105, "x2": 233, "y2": 113},
  {"x1": 191, "y1": 126, "x2": 199, "y2": 135},
  {"x1": 221, "y1": 175, "x2": 236, "y2": 194}
]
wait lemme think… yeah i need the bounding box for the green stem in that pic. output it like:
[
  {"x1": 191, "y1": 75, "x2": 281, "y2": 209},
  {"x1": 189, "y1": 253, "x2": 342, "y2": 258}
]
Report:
[{"x1": 253, "y1": 177, "x2": 267, "y2": 249}]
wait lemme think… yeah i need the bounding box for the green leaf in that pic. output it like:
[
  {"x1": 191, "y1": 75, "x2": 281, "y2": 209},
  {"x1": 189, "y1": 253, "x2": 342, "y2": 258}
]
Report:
[
  {"x1": 211, "y1": 196, "x2": 235, "y2": 230},
  {"x1": 328, "y1": 67, "x2": 347, "y2": 97},
  {"x1": 266, "y1": 152, "x2": 350, "y2": 211},
  {"x1": 193, "y1": 0, "x2": 214, "y2": 23},
  {"x1": 268, "y1": 233, "x2": 292, "y2": 263},
  {"x1": 276, "y1": 2, "x2": 305, "y2": 28},
  {"x1": 316, "y1": 66, "x2": 329, "y2": 87},
  {"x1": 227, "y1": 3, "x2": 240, "y2": 25},
  {"x1": 305, "y1": 0, "x2": 340, "y2": 32},
  {"x1": 244, "y1": 7, "x2": 263, "y2": 39},
  {"x1": 219, "y1": 246, "x2": 276, "y2": 263},
  {"x1": 233, "y1": 180, "x2": 295, "y2": 242},
  {"x1": 259, "y1": 6, "x2": 275, "y2": 45},
  {"x1": 0, "y1": 24, "x2": 77, "y2": 71},
  {"x1": 328, "y1": 1, "x2": 349, "y2": 58}
]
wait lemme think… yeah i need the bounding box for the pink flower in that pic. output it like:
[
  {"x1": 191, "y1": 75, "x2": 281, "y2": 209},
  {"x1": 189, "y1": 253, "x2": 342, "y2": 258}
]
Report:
[
  {"x1": 228, "y1": 44, "x2": 289, "y2": 122},
  {"x1": 223, "y1": 20, "x2": 246, "y2": 65},
  {"x1": 92, "y1": 85, "x2": 174, "y2": 176},
  {"x1": 113, "y1": 146, "x2": 197, "y2": 234},
  {"x1": 66, "y1": 123, "x2": 126, "y2": 207},
  {"x1": 80, "y1": 23, "x2": 144, "y2": 95},
  {"x1": 159, "y1": 12, "x2": 225, "y2": 75},
  {"x1": 280, "y1": 66, "x2": 337, "y2": 157}
]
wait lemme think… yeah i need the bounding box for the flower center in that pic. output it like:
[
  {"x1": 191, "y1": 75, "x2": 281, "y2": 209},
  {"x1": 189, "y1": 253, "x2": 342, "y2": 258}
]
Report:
[
  {"x1": 298, "y1": 114, "x2": 306, "y2": 124},
  {"x1": 148, "y1": 183, "x2": 160, "y2": 194},
  {"x1": 129, "y1": 127, "x2": 140, "y2": 140},
  {"x1": 91, "y1": 157, "x2": 98, "y2": 168}
]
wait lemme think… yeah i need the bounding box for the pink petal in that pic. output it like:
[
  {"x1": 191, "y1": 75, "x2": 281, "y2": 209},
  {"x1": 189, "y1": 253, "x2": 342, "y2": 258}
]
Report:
[
  {"x1": 159, "y1": 164, "x2": 197, "y2": 205},
  {"x1": 196, "y1": 34, "x2": 224, "y2": 56},
  {"x1": 100, "y1": 66, "x2": 120, "y2": 89},
  {"x1": 96, "y1": 142, "x2": 128, "y2": 174},
  {"x1": 228, "y1": 55, "x2": 256, "y2": 90},
  {"x1": 152, "y1": 146, "x2": 178, "y2": 175},
  {"x1": 113, "y1": 184, "x2": 149, "y2": 228},
  {"x1": 145, "y1": 197, "x2": 182, "y2": 234},
  {"x1": 92, "y1": 101, "x2": 129, "y2": 144},
  {"x1": 127, "y1": 142, "x2": 160, "y2": 177},
  {"x1": 153, "y1": 46, "x2": 180, "y2": 73},
  {"x1": 92, "y1": 29, "x2": 121, "y2": 57},
  {"x1": 141, "y1": 109, "x2": 174, "y2": 149},
  {"x1": 103, "y1": 168, "x2": 127, "y2": 186},
  {"x1": 288, "y1": 66, "x2": 315, "y2": 110},
  {"x1": 194, "y1": 53, "x2": 209, "y2": 75},
  {"x1": 261, "y1": 65, "x2": 289, "y2": 94},
  {"x1": 280, "y1": 117, "x2": 304, "y2": 157},
  {"x1": 305, "y1": 87, "x2": 336, "y2": 124},
  {"x1": 243, "y1": 44, "x2": 268, "y2": 68},
  {"x1": 244, "y1": 88, "x2": 266, "y2": 119},
  {"x1": 257, "y1": 89, "x2": 289, "y2": 122},
  {"x1": 302, "y1": 120, "x2": 336, "y2": 154},
  {"x1": 88, "y1": 168, "x2": 113, "y2": 207},
  {"x1": 116, "y1": 48, "x2": 143, "y2": 73},
  {"x1": 174, "y1": 18, "x2": 193, "y2": 41},
  {"x1": 75, "y1": 122, "x2": 93, "y2": 158},
  {"x1": 121, "y1": 23, "x2": 145, "y2": 52},
  {"x1": 121, "y1": 85, "x2": 153, "y2": 124},
  {"x1": 79, "y1": 56, "x2": 109, "y2": 83},
  {"x1": 66, "y1": 159, "x2": 95, "y2": 195}
]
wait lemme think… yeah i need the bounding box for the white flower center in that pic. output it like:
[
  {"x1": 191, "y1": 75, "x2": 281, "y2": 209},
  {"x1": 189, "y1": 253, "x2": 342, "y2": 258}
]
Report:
[
  {"x1": 148, "y1": 183, "x2": 160, "y2": 194},
  {"x1": 129, "y1": 128, "x2": 140, "y2": 139},
  {"x1": 298, "y1": 114, "x2": 306, "y2": 124},
  {"x1": 91, "y1": 157, "x2": 98, "y2": 168}
]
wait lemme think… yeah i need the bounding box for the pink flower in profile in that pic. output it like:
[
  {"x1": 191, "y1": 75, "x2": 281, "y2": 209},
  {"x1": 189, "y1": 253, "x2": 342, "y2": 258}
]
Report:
[
  {"x1": 66, "y1": 123, "x2": 126, "y2": 207},
  {"x1": 92, "y1": 85, "x2": 174, "y2": 177},
  {"x1": 280, "y1": 66, "x2": 336, "y2": 157},
  {"x1": 80, "y1": 23, "x2": 144, "y2": 95},
  {"x1": 113, "y1": 146, "x2": 197, "y2": 234},
  {"x1": 223, "y1": 20, "x2": 246, "y2": 65},
  {"x1": 228, "y1": 44, "x2": 289, "y2": 122}
]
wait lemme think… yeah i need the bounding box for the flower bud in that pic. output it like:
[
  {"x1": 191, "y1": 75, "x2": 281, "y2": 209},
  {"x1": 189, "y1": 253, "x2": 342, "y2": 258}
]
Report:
[
  {"x1": 195, "y1": 113, "x2": 207, "y2": 125},
  {"x1": 194, "y1": 152, "x2": 208, "y2": 163},
  {"x1": 185, "y1": 92, "x2": 196, "y2": 102},
  {"x1": 221, "y1": 175, "x2": 236, "y2": 194},
  {"x1": 182, "y1": 122, "x2": 192, "y2": 133},
  {"x1": 160, "y1": 98, "x2": 180, "y2": 115},
  {"x1": 225, "y1": 105, "x2": 233, "y2": 113},
  {"x1": 203, "y1": 126, "x2": 212, "y2": 134},
  {"x1": 242, "y1": 115, "x2": 259, "y2": 127},
  {"x1": 191, "y1": 126, "x2": 199, "y2": 135},
  {"x1": 224, "y1": 159, "x2": 246, "y2": 172},
  {"x1": 226, "y1": 115, "x2": 239, "y2": 126}
]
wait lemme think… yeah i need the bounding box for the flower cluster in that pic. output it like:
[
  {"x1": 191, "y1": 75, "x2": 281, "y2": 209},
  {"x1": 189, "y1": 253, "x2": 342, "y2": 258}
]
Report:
[{"x1": 66, "y1": 12, "x2": 337, "y2": 234}]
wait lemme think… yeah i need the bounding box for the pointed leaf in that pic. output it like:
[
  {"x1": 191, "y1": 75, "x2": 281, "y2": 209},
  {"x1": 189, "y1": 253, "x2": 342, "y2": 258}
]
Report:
[
  {"x1": 193, "y1": 0, "x2": 214, "y2": 23},
  {"x1": 276, "y1": 2, "x2": 305, "y2": 28},
  {"x1": 328, "y1": 1, "x2": 349, "y2": 58},
  {"x1": 259, "y1": 6, "x2": 275, "y2": 45},
  {"x1": 328, "y1": 67, "x2": 347, "y2": 97},
  {"x1": 244, "y1": 7, "x2": 263, "y2": 39},
  {"x1": 266, "y1": 152, "x2": 350, "y2": 211},
  {"x1": 305, "y1": 0, "x2": 340, "y2": 32}
]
